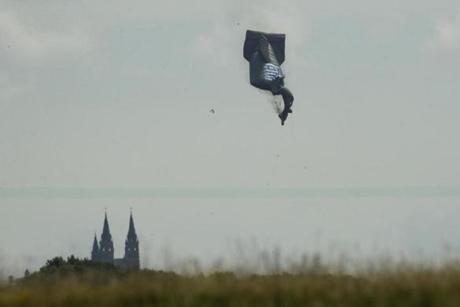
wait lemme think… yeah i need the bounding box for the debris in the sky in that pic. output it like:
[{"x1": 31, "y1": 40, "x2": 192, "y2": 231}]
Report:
[
  {"x1": 243, "y1": 30, "x2": 294, "y2": 125},
  {"x1": 209, "y1": 109, "x2": 215, "y2": 114}
]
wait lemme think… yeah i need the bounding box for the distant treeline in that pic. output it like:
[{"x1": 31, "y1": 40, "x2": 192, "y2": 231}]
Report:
[{"x1": 2, "y1": 256, "x2": 460, "y2": 307}]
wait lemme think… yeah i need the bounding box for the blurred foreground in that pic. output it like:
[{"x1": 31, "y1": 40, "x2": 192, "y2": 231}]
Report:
[{"x1": 2, "y1": 256, "x2": 460, "y2": 307}]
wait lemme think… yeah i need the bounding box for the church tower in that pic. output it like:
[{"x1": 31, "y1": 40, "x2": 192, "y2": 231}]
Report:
[
  {"x1": 91, "y1": 233, "x2": 100, "y2": 261},
  {"x1": 98, "y1": 212, "x2": 114, "y2": 263},
  {"x1": 123, "y1": 212, "x2": 140, "y2": 268}
]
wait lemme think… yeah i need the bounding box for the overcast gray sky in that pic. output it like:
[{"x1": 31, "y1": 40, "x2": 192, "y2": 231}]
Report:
[{"x1": 1, "y1": 0, "x2": 460, "y2": 276}]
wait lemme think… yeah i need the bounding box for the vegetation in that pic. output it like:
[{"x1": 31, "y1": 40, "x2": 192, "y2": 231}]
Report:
[{"x1": 2, "y1": 256, "x2": 460, "y2": 307}]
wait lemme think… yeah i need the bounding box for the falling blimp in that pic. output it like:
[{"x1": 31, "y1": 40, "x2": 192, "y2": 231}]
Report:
[{"x1": 243, "y1": 30, "x2": 294, "y2": 125}]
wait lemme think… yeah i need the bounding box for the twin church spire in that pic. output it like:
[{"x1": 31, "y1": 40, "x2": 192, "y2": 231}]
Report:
[
  {"x1": 91, "y1": 211, "x2": 139, "y2": 269},
  {"x1": 123, "y1": 212, "x2": 139, "y2": 267}
]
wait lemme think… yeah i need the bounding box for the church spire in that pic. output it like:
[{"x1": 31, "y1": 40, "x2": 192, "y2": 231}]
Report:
[
  {"x1": 127, "y1": 211, "x2": 137, "y2": 240},
  {"x1": 90, "y1": 210, "x2": 140, "y2": 268},
  {"x1": 124, "y1": 211, "x2": 140, "y2": 269},
  {"x1": 99, "y1": 211, "x2": 114, "y2": 263},
  {"x1": 101, "y1": 212, "x2": 112, "y2": 241},
  {"x1": 91, "y1": 233, "x2": 99, "y2": 261}
]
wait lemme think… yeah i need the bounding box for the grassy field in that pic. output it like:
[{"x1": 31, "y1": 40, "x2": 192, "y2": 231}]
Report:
[{"x1": 2, "y1": 258, "x2": 460, "y2": 307}]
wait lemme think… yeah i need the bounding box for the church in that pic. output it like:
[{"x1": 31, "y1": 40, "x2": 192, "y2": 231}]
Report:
[{"x1": 91, "y1": 212, "x2": 140, "y2": 269}]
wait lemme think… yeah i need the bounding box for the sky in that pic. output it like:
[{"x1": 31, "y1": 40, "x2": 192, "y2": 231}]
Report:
[{"x1": 1, "y1": 0, "x2": 460, "y2": 276}]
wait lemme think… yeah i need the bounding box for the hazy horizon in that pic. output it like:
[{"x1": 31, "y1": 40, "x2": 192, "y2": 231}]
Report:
[{"x1": 1, "y1": 0, "x2": 460, "y2": 277}]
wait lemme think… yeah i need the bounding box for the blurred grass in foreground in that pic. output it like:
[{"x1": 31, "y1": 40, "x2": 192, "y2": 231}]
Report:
[{"x1": 2, "y1": 258, "x2": 460, "y2": 307}]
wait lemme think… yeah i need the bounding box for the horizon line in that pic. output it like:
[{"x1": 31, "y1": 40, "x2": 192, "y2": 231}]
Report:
[{"x1": 0, "y1": 186, "x2": 460, "y2": 199}]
